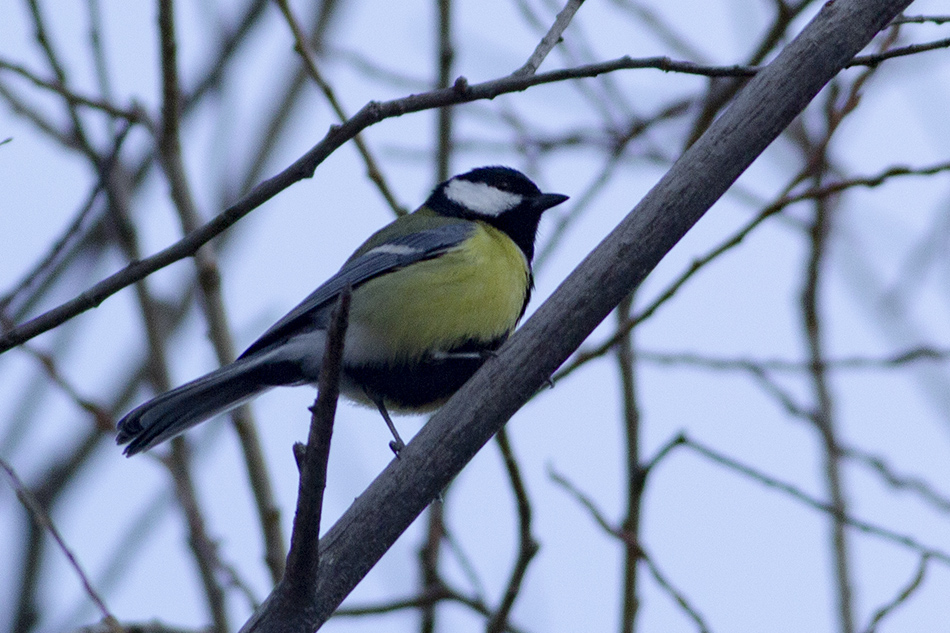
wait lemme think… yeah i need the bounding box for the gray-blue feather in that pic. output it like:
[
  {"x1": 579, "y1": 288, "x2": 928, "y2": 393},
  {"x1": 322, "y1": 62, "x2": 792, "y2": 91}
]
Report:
[{"x1": 242, "y1": 222, "x2": 473, "y2": 357}]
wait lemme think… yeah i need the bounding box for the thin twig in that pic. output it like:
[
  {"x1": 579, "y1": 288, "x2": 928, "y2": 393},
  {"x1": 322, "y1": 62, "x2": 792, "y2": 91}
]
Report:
[
  {"x1": 678, "y1": 435, "x2": 950, "y2": 565},
  {"x1": 273, "y1": 0, "x2": 405, "y2": 215},
  {"x1": 851, "y1": 36, "x2": 950, "y2": 66},
  {"x1": 548, "y1": 466, "x2": 712, "y2": 632},
  {"x1": 638, "y1": 548, "x2": 712, "y2": 633},
  {"x1": 335, "y1": 585, "x2": 527, "y2": 633},
  {"x1": 487, "y1": 429, "x2": 539, "y2": 633},
  {"x1": 635, "y1": 346, "x2": 950, "y2": 373},
  {"x1": 862, "y1": 554, "x2": 930, "y2": 633},
  {"x1": 0, "y1": 457, "x2": 121, "y2": 632},
  {"x1": 555, "y1": 156, "x2": 950, "y2": 380},
  {"x1": 889, "y1": 14, "x2": 950, "y2": 24},
  {"x1": 0, "y1": 58, "x2": 147, "y2": 124},
  {"x1": 840, "y1": 447, "x2": 950, "y2": 514},
  {"x1": 157, "y1": 0, "x2": 286, "y2": 586},
  {"x1": 513, "y1": 0, "x2": 586, "y2": 76}
]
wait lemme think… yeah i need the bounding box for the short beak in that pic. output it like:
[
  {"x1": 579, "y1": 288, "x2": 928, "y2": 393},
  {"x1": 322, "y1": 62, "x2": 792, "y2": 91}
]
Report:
[{"x1": 533, "y1": 192, "x2": 569, "y2": 212}]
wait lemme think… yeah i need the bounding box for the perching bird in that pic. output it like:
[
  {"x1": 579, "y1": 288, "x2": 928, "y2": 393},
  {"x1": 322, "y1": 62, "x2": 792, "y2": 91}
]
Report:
[{"x1": 116, "y1": 166, "x2": 568, "y2": 456}]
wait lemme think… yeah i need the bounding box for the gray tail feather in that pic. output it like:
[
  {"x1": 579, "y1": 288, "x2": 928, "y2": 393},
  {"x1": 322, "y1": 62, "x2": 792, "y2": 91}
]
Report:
[{"x1": 116, "y1": 355, "x2": 298, "y2": 456}]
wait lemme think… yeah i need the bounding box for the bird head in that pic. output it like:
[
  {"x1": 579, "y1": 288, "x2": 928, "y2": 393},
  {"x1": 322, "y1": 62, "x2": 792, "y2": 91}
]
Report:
[{"x1": 426, "y1": 166, "x2": 569, "y2": 261}]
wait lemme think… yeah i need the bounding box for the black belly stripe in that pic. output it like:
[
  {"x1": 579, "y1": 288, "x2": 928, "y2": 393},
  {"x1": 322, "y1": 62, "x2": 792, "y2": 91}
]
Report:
[{"x1": 345, "y1": 335, "x2": 508, "y2": 410}]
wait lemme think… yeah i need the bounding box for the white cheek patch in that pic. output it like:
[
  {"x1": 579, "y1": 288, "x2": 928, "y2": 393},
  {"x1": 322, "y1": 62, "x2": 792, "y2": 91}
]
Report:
[
  {"x1": 365, "y1": 244, "x2": 423, "y2": 257},
  {"x1": 444, "y1": 179, "x2": 523, "y2": 217}
]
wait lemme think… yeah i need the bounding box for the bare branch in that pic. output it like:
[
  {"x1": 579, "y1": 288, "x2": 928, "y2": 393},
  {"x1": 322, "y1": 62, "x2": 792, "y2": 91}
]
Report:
[
  {"x1": 862, "y1": 555, "x2": 930, "y2": 633},
  {"x1": 850, "y1": 36, "x2": 950, "y2": 65},
  {"x1": 0, "y1": 456, "x2": 121, "y2": 632},
  {"x1": 486, "y1": 429, "x2": 539, "y2": 633},
  {"x1": 840, "y1": 447, "x2": 950, "y2": 514},
  {"x1": 513, "y1": 0, "x2": 587, "y2": 77},
  {"x1": 0, "y1": 57, "x2": 148, "y2": 124},
  {"x1": 679, "y1": 435, "x2": 950, "y2": 565},
  {"x1": 556, "y1": 156, "x2": 950, "y2": 379},
  {"x1": 273, "y1": 0, "x2": 405, "y2": 216},
  {"x1": 889, "y1": 14, "x2": 950, "y2": 25},
  {"x1": 547, "y1": 466, "x2": 712, "y2": 633},
  {"x1": 239, "y1": 288, "x2": 350, "y2": 633}
]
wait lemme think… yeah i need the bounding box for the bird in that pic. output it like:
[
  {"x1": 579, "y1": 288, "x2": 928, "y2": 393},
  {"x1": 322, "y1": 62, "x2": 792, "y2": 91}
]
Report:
[{"x1": 116, "y1": 166, "x2": 568, "y2": 456}]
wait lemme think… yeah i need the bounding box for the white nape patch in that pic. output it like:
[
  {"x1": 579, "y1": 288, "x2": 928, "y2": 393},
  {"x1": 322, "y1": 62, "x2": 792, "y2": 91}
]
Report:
[
  {"x1": 365, "y1": 244, "x2": 422, "y2": 257},
  {"x1": 444, "y1": 178, "x2": 523, "y2": 217}
]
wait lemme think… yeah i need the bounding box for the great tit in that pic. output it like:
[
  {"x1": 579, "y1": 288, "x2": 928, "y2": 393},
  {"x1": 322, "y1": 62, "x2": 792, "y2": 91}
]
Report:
[{"x1": 116, "y1": 166, "x2": 568, "y2": 456}]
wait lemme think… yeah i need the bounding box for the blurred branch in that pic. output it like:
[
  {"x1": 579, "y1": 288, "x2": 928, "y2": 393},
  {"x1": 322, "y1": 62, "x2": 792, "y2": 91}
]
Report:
[
  {"x1": 0, "y1": 122, "x2": 131, "y2": 320},
  {"x1": 615, "y1": 292, "x2": 644, "y2": 633},
  {"x1": 165, "y1": 440, "x2": 232, "y2": 632},
  {"x1": 20, "y1": 343, "x2": 111, "y2": 424},
  {"x1": 635, "y1": 346, "x2": 950, "y2": 372},
  {"x1": 12, "y1": 295, "x2": 192, "y2": 632},
  {"x1": 840, "y1": 446, "x2": 950, "y2": 513},
  {"x1": 555, "y1": 156, "x2": 950, "y2": 380},
  {"x1": 517, "y1": 0, "x2": 635, "y2": 126},
  {"x1": 535, "y1": 99, "x2": 694, "y2": 269},
  {"x1": 274, "y1": 0, "x2": 405, "y2": 216},
  {"x1": 607, "y1": 0, "x2": 712, "y2": 61},
  {"x1": 0, "y1": 58, "x2": 148, "y2": 125},
  {"x1": 25, "y1": 0, "x2": 95, "y2": 153},
  {"x1": 861, "y1": 554, "x2": 929, "y2": 633},
  {"x1": 890, "y1": 15, "x2": 950, "y2": 25},
  {"x1": 486, "y1": 429, "x2": 539, "y2": 633},
  {"x1": 418, "y1": 1, "x2": 456, "y2": 628},
  {"x1": 335, "y1": 586, "x2": 526, "y2": 633},
  {"x1": 182, "y1": 0, "x2": 270, "y2": 111},
  {"x1": 0, "y1": 78, "x2": 76, "y2": 147},
  {"x1": 638, "y1": 549, "x2": 712, "y2": 633},
  {"x1": 435, "y1": 526, "x2": 489, "y2": 605},
  {"x1": 435, "y1": 0, "x2": 455, "y2": 182},
  {"x1": 157, "y1": 0, "x2": 286, "y2": 587},
  {"x1": 86, "y1": 0, "x2": 114, "y2": 107},
  {"x1": 802, "y1": 190, "x2": 855, "y2": 633},
  {"x1": 547, "y1": 466, "x2": 712, "y2": 633},
  {"x1": 673, "y1": 434, "x2": 950, "y2": 565},
  {"x1": 684, "y1": 0, "x2": 816, "y2": 146},
  {"x1": 796, "y1": 52, "x2": 890, "y2": 632},
  {"x1": 12, "y1": 430, "x2": 109, "y2": 633},
  {"x1": 0, "y1": 456, "x2": 121, "y2": 632}
]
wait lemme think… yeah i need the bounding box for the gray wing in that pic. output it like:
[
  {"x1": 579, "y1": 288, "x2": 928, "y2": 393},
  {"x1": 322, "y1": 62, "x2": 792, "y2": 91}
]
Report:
[{"x1": 240, "y1": 222, "x2": 474, "y2": 357}]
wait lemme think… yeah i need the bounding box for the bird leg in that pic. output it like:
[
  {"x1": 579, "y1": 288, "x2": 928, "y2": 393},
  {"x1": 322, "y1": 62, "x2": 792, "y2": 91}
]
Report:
[{"x1": 368, "y1": 392, "x2": 406, "y2": 457}]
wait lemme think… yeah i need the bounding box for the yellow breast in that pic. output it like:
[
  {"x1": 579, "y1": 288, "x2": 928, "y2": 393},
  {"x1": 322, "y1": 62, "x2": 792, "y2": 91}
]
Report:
[{"x1": 346, "y1": 222, "x2": 530, "y2": 363}]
